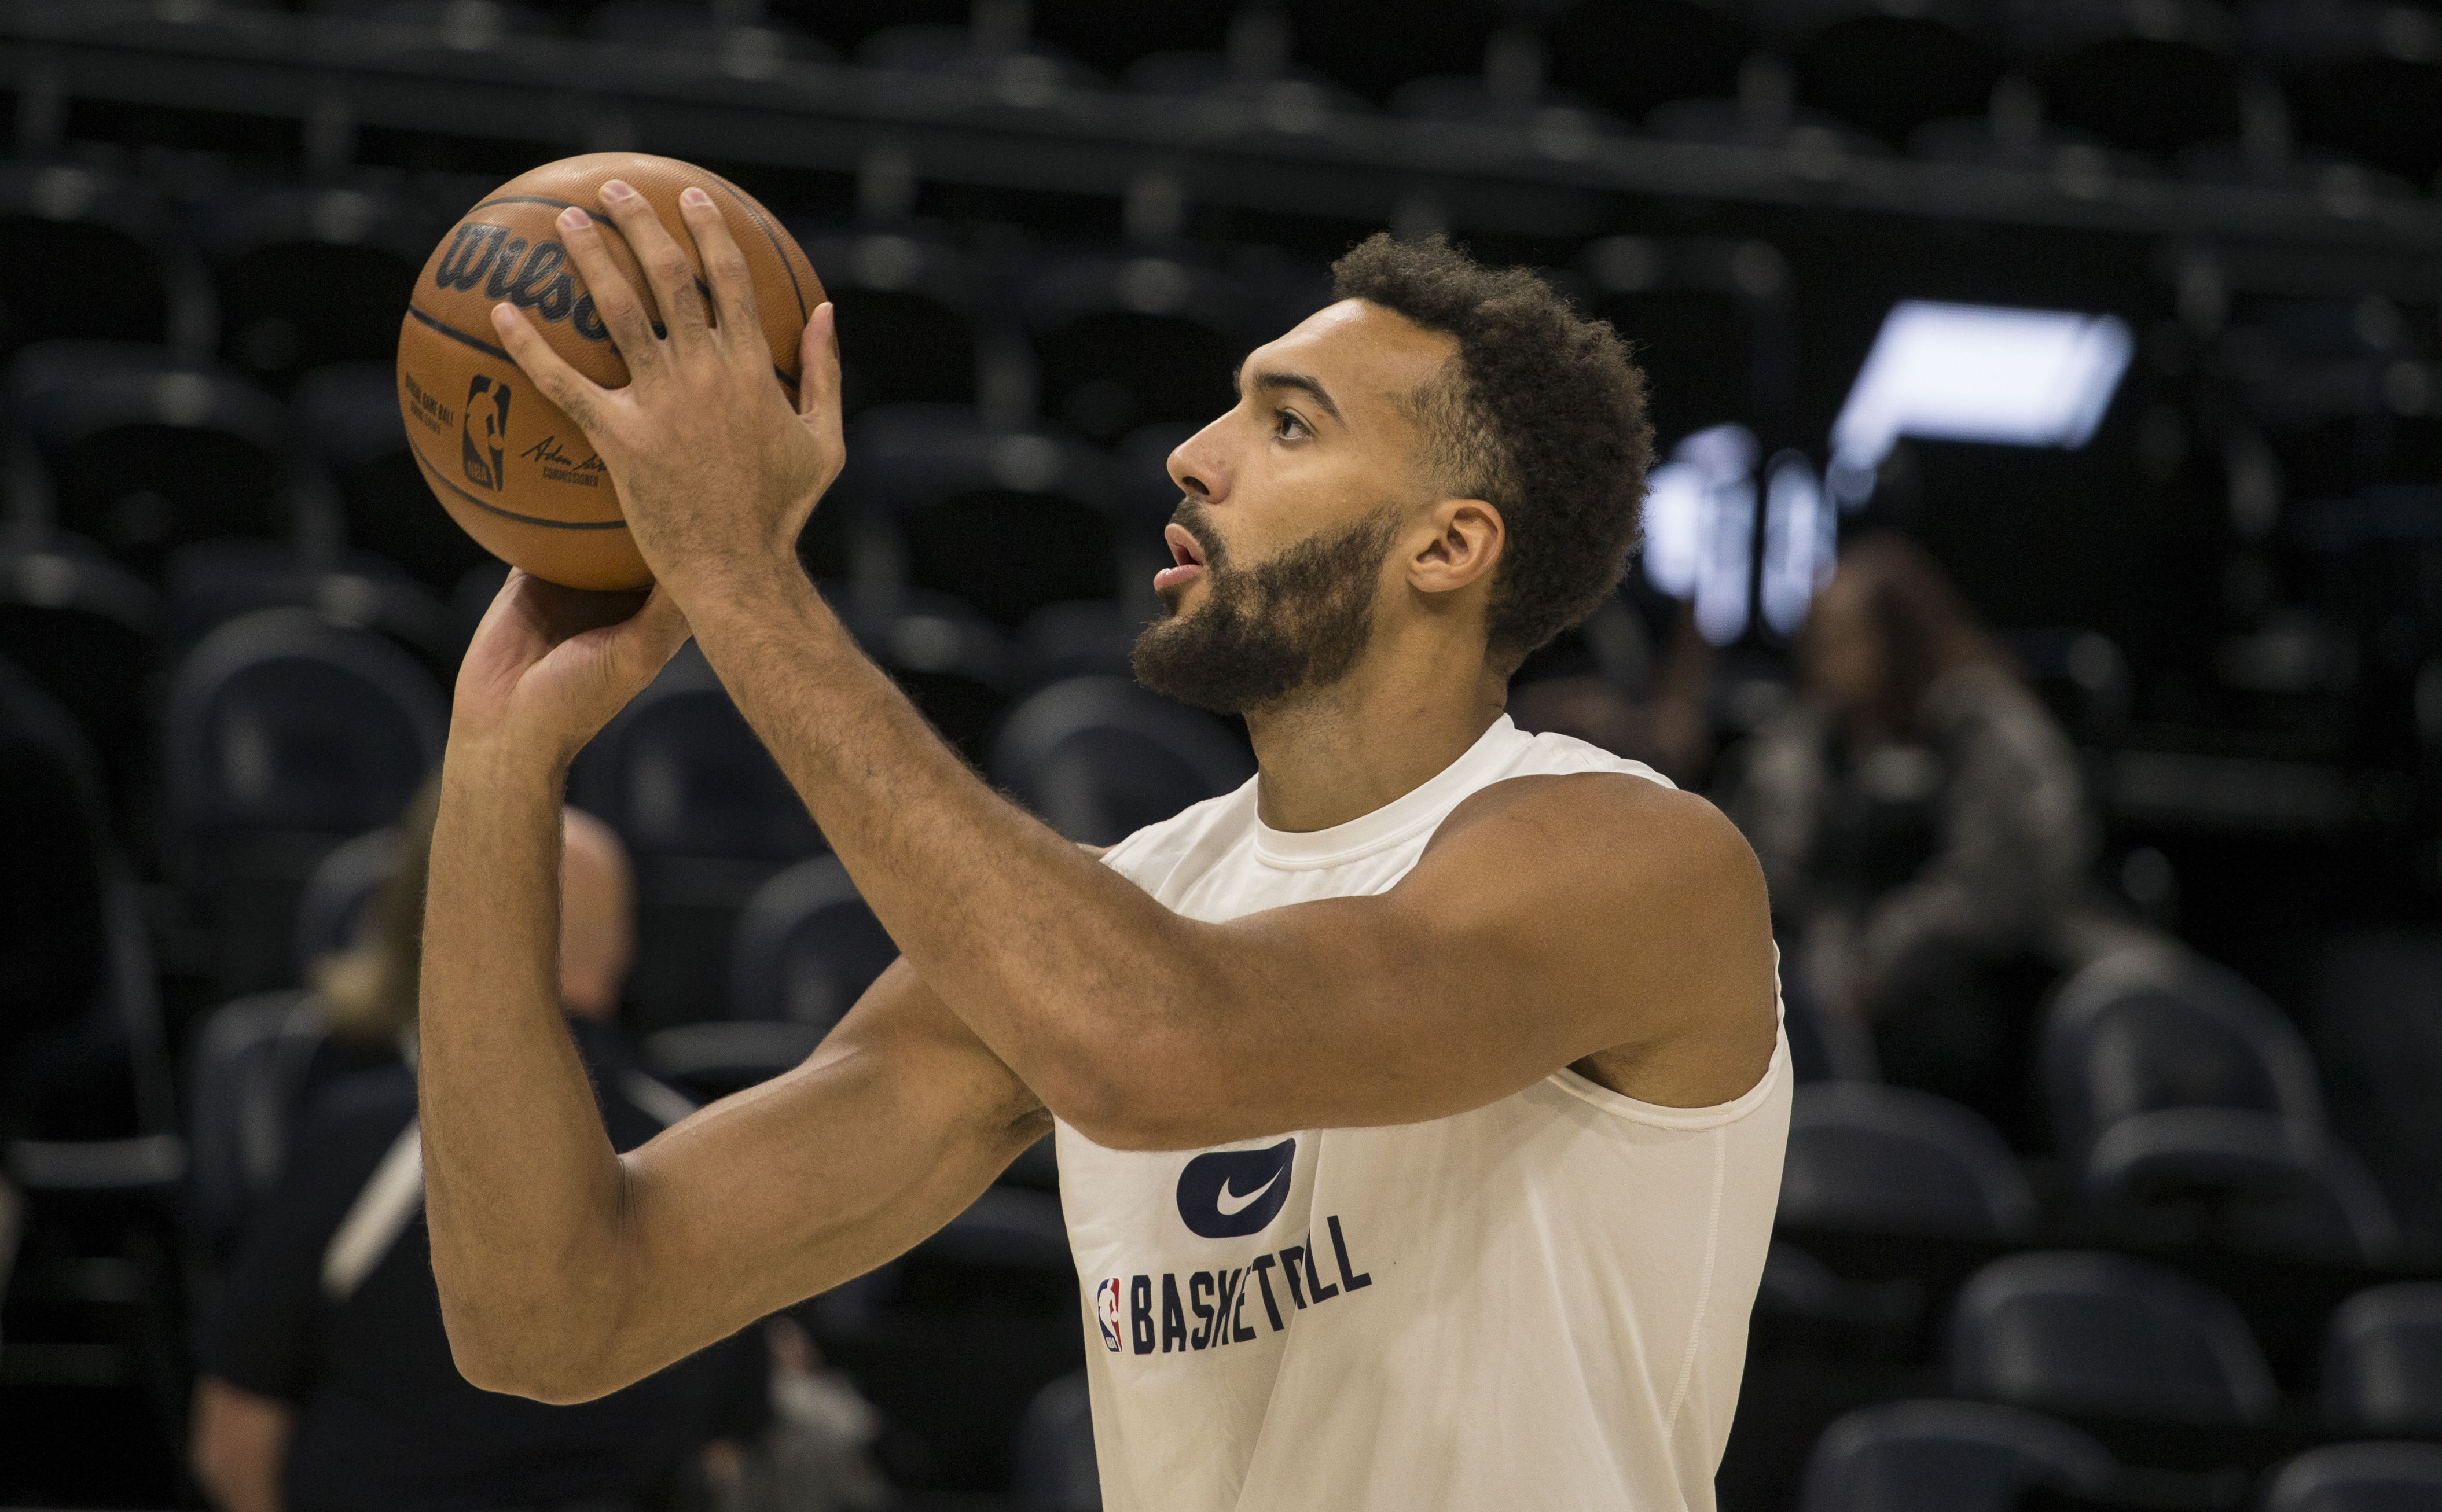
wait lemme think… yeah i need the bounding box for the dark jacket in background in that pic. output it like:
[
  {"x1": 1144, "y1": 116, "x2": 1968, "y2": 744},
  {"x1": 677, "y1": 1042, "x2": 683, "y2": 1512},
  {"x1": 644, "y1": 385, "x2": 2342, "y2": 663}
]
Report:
[{"x1": 201, "y1": 1018, "x2": 759, "y2": 1512}]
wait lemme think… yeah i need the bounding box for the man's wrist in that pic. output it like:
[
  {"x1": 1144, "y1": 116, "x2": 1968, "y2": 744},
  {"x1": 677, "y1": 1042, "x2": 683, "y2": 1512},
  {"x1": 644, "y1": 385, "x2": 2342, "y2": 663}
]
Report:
[
  {"x1": 443, "y1": 718, "x2": 579, "y2": 796},
  {"x1": 667, "y1": 549, "x2": 833, "y2": 647}
]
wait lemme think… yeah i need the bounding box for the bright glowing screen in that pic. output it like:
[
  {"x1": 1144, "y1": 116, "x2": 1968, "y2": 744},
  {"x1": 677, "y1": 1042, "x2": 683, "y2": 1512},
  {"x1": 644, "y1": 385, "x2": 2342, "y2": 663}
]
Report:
[{"x1": 1830, "y1": 300, "x2": 2132, "y2": 494}]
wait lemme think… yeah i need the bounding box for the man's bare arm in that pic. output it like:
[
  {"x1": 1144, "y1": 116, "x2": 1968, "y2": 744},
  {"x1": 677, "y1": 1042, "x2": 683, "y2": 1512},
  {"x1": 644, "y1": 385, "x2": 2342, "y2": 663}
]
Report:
[
  {"x1": 190, "y1": 1376, "x2": 290, "y2": 1512},
  {"x1": 420, "y1": 574, "x2": 1044, "y2": 1404},
  {"x1": 490, "y1": 187, "x2": 1777, "y2": 1155}
]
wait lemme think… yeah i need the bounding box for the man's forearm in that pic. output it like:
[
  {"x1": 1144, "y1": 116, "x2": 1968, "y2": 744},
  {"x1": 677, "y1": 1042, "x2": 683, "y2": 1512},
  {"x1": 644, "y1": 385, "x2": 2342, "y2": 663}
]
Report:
[
  {"x1": 685, "y1": 569, "x2": 1210, "y2": 1128},
  {"x1": 418, "y1": 735, "x2": 630, "y2": 1394},
  {"x1": 191, "y1": 1377, "x2": 290, "y2": 1512}
]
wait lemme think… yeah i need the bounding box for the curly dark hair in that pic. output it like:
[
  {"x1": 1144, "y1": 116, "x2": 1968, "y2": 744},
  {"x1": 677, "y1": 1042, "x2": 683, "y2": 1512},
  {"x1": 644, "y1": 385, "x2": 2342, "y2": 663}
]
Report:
[{"x1": 1331, "y1": 233, "x2": 1653, "y2": 669}]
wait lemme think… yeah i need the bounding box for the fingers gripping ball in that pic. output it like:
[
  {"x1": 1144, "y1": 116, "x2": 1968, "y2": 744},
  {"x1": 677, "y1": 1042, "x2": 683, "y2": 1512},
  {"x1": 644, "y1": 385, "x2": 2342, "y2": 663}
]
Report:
[{"x1": 397, "y1": 153, "x2": 823, "y2": 590}]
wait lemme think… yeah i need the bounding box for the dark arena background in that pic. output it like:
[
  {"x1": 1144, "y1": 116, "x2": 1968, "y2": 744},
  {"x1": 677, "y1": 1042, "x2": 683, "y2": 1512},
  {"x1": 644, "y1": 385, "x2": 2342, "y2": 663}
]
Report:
[{"x1": 2, "y1": 1, "x2": 2440, "y2": 1509}]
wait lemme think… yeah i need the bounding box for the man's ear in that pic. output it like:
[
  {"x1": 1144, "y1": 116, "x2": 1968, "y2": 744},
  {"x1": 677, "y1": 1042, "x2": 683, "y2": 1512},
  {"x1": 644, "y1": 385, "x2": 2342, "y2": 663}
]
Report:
[{"x1": 1408, "y1": 497, "x2": 1504, "y2": 596}]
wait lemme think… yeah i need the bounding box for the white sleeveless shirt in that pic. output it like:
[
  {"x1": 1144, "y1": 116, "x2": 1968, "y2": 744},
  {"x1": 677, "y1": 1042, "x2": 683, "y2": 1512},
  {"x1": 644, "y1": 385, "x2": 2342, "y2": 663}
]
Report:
[{"x1": 1059, "y1": 716, "x2": 1791, "y2": 1512}]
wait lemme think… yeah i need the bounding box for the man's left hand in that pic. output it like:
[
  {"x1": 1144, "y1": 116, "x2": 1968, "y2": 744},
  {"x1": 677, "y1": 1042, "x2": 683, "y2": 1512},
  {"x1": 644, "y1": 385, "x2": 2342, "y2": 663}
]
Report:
[{"x1": 488, "y1": 181, "x2": 843, "y2": 603}]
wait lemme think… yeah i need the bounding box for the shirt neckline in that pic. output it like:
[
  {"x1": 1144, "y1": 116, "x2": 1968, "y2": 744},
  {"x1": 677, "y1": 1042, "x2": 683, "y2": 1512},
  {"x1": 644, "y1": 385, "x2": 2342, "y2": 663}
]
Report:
[{"x1": 1250, "y1": 716, "x2": 1524, "y2": 870}]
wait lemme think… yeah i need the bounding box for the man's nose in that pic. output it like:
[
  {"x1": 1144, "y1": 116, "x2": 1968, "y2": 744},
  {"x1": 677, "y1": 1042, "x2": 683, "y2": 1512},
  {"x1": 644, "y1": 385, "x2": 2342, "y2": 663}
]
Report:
[{"x1": 1169, "y1": 417, "x2": 1232, "y2": 503}]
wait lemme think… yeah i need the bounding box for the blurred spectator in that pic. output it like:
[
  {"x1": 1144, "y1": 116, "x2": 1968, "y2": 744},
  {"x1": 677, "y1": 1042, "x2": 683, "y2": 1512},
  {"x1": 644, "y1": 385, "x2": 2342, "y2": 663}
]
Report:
[
  {"x1": 708, "y1": 1313, "x2": 892, "y2": 1512},
  {"x1": 1508, "y1": 597, "x2": 1717, "y2": 784},
  {"x1": 1721, "y1": 535, "x2": 2153, "y2": 1124},
  {"x1": 188, "y1": 804, "x2": 771, "y2": 1512}
]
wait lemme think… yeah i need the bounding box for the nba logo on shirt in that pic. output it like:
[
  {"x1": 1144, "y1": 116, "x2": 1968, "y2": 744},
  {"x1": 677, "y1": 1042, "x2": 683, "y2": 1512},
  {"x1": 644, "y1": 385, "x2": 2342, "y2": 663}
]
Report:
[{"x1": 1095, "y1": 1278, "x2": 1123, "y2": 1351}]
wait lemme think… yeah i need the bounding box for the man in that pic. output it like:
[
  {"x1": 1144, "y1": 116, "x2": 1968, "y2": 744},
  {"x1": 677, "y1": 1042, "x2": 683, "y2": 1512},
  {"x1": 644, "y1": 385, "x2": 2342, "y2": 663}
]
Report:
[
  {"x1": 423, "y1": 186, "x2": 1787, "y2": 1510},
  {"x1": 193, "y1": 804, "x2": 756, "y2": 1512}
]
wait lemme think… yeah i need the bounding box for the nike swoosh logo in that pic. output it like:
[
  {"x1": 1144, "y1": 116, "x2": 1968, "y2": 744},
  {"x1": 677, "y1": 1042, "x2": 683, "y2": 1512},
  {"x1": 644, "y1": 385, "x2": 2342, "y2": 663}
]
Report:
[{"x1": 1214, "y1": 1167, "x2": 1285, "y2": 1216}]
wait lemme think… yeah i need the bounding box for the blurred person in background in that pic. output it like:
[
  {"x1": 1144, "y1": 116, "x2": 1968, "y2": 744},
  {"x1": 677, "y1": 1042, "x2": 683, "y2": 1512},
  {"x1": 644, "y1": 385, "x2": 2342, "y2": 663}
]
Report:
[
  {"x1": 1721, "y1": 534, "x2": 2153, "y2": 1131},
  {"x1": 187, "y1": 792, "x2": 790, "y2": 1512},
  {"x1": 1507, "y1": 596, "x2": 1718, "y2": 785}
]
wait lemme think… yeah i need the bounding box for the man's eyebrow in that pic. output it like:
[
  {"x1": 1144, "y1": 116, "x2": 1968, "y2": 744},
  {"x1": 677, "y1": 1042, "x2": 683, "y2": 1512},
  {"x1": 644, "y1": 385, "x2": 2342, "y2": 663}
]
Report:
[{"x1": 1237, "y1": 366, "x2": 1343, "y2": 423}]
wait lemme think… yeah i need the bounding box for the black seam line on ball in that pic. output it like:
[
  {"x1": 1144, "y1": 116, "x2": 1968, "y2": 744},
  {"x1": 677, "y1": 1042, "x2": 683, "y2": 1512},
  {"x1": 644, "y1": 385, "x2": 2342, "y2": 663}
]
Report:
[
  {"x1": 708, "y1": 174, "x2": 808, "y2": 323},
  {"x1": 406, "y1": 304, "x2": 513, "y2": 362},
  {"x1": 473, "y1": 194, "x2": 578, "y2": 212},
  {"x1": 410, "y1": 443, "x2": 628, "y2": 531},
  {"x1": 417, "y1": 297, "x2": 792, "y2": 394}
]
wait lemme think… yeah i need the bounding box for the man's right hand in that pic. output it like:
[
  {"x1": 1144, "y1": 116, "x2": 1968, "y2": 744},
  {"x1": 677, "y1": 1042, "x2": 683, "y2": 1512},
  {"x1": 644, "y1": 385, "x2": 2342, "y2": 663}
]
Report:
[{"x1": 453, "y1": 570, "x2": 693, "y2": 763}]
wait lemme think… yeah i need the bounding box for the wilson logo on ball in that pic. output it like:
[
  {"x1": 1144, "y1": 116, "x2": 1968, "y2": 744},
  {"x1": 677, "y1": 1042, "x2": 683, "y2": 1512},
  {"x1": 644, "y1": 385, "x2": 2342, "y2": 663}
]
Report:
[{"x1": 434, "y1": 223, "x2": 612, "y2": 342}]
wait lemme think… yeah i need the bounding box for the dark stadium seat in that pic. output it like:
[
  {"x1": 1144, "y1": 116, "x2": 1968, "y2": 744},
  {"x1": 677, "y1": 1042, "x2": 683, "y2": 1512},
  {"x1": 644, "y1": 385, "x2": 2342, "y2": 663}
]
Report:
[
  {"x1": 0, "y1": 662, "x2": 185, "y2": 1420},
  {"x1": 1947, "y1": 1251, "x2": 2278, "y2": 1424},
  {"x1": 795, "y1": 231, "x2": 988, "y2": 416},
  {"x1": 10, "y1": 341, "x2": 292, "y2": 581},
  {"x1": 2314, "y1": 933, "x2": 2442, "y2": 1247},
  {"x1": 1779, "y1": 1083, "x2": 2038, "y2": 1242},
  {"x1": 570, "y1": 642, "x2": 824, "y2": 1031},
  {"x1": 641, "y1": 1019, "x2": 825, "y2": 1103},
  {"x1": 581, "y1": 0, "x2": 835, "y2": 77},
  {"x1": 854, "y1": 11, "x2": 1106, "y2": 104},
  {"x1": 1757, "y1": 0, "x2": 2002, "y2": 152},
  {"x1": 0, "y1": 162, "x2": 189, "y2": 359},
  {"x1": 728, "y1": 855, "x2": 898, "y2": 1031},
  {"x1": 1012, "y1": 1370, "x2": 1100, "y2": 1512},
  {"x1": 1906, "y1": 72, "x2": 2160, "y2": 193},
  {"x1": 2084, "y1": 1108, "x2": 2397, "y2": 1264},
  {"x1": 2323, "y1": 1284, "x2": 2442, "y2": 1434},
  {"x1": 2256, "y1": 5, "x2": 2442, "y2": 191},
  {"x1": 1797, "y1": 1399, "x2": 2115, "y2": 1512},
  {"x1": 2261, "y1": 1441, "x2": 2442, "y2": 1512},
  {"x1": 164, "y1": 609, "x2": 446, "y2": 996},
  {"x1": 1647, "y1": 52, "x2": 1889, "y2": 162},
  {"x1": 991, "y1": 675, "x2": 1255, "y2": 847},
  {"x1": 1020, "y1": 255, "x2": 1262, "y2": 445},
  {"x1": 1573, "y1": 235, "x2": 1798, "y2": 448},
  {"x1": 182, "y1": 988, "x2": 330, "y2": 1267},
  {"x1": 0, "y1": 533, "x2": 162, "y2": 820},
  {"x1": 162, "y1": 538, "x2": 463, "y2": 682},
  {"x1": 307, "y1": 0, "x2": 564, "y2": 43},
  {"x1": 291, "y1": 823, "x2": 397, "y2": 970},
  {"x1": 1755, "y1": 1239, "x2": 1920, "y2": 1336},
  {"x1": 842, "y1": 404, "x2": 1123, "y2": 627},
  {"x1": 1027, "y1": 0, "x2": 1233, "y2": 80},
  {"x1": 1542, "y1": 0, "x2": 1749, "y2": 125},
  {"x1": 2040, "y1": 944, "x2": 2325, "y2": 1163},
  {"x1": 199, "y1": 182, "x2": 438, "y2": 392},
  {"x1": 0, "y1": 660, "x2": 175, "y2": 1157},
  {"x1": 1015, "y1": 600, "x2": 1147, "y2": 691},
  {"x1": 1121, "y1": 33, "x2": 1374, "y2": 144},
  {"x1": 831, "y1": 584, "x2": 1019, "y2": 762},
  {"x1": 1273, "y1": 0, "x2": 1489, "y2": 106},
  {"x1": 292, "y1": 361, "x2": 498, "y2": 590},
  {"x1": 2017, "y1": 0, "x2": 2243, "y2": 163}
]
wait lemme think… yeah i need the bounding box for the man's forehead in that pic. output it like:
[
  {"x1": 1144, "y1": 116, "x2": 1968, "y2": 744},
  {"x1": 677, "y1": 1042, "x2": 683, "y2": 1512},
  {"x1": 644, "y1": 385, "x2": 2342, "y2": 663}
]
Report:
[{"x1": 1246, "y1": 299, "x2": 1456, "y2": 407}]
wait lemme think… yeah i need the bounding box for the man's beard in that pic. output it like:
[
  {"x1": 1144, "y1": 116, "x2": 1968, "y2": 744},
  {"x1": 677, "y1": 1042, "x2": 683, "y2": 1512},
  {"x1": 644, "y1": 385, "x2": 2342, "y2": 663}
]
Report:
[{"x1": 1133, "y1": 500, "x2": 1400, "y2": 715}]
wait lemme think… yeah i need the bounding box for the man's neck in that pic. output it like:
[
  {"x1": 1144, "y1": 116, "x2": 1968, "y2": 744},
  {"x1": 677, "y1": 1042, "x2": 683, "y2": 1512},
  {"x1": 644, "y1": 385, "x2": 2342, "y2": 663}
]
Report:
[{"x1": 1243, "y1": 622, "x2": 1510, "y2": 833}]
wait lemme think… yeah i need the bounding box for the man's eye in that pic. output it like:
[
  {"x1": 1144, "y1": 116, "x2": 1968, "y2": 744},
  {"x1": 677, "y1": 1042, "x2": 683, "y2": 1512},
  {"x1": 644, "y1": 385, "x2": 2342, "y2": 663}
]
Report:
[{"x1": 1273, "y1": 410, "x2": 1307, "y2": 440}]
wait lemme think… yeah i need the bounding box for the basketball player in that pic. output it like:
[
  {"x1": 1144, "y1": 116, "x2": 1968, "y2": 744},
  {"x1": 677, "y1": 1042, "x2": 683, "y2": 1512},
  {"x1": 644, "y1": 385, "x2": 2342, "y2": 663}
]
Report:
[{"x1": 420, "y1": 181, "x2": 1788, "y2": 1510}]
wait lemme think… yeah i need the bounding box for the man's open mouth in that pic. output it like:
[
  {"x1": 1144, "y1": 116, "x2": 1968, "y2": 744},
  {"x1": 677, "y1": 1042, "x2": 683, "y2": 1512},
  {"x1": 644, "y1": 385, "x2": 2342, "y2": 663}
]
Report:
[{"x1": 1154, "y1": 523, "x2": 1207, "y2": 593}]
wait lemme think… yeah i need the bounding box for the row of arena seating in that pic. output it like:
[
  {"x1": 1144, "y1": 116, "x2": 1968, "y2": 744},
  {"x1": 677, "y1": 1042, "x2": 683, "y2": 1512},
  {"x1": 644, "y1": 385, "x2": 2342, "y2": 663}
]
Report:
[
  {"x1": 152, "y1": 0, "x2": 2442, "y2": 195},
  {"x1": 1004, "y1": 1377, "x2": 2442, "y2": 1510}
]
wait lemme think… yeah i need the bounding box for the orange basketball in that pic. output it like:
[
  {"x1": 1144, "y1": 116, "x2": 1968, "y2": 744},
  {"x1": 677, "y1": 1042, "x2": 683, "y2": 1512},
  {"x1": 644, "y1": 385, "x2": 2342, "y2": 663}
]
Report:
[{"x1": 396, "y1": 153, "x2": 822, "y2": 590}]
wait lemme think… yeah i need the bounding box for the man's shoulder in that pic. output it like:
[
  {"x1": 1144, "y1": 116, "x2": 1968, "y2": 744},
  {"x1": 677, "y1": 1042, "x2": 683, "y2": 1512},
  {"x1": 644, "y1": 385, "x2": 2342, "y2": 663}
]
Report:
[{"x1": 1419, "y1": 768, "x2": 1767, "y2": 947}]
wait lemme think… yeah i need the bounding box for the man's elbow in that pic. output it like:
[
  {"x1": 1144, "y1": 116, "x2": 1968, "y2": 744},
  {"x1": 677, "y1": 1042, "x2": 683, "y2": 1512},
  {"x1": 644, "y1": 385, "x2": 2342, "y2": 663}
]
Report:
[
  {"x1": 441, "y1": 1306, "x2": 625, "y2": 1406},
  {"x1": 1035, "y1": 1061, "x2": 1202, "y2": 1152}
]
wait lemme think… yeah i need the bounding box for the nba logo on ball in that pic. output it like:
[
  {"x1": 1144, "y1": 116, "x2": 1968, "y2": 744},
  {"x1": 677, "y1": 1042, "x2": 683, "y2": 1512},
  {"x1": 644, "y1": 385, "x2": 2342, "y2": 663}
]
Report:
[{"x1": 1095, "y1": 1279, "x2": 1123, "y2": 1352}]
